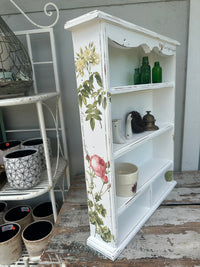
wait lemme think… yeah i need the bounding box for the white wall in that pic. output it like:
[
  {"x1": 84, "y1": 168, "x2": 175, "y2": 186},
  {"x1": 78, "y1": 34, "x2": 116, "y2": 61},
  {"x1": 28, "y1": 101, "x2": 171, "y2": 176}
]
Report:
[
  {"x1": 182, "y1": 0, "x2": 200, "y2": 170},
  {"x1": 1, "y1": 0, "x2": 190, "y2": 175}
]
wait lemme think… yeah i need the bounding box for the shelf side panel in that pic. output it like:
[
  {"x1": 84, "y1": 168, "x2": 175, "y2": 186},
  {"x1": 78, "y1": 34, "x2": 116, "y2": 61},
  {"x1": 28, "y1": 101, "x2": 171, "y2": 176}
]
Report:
[{"x1": 71, "y1": 22, "x2": 117, "y2": 248}]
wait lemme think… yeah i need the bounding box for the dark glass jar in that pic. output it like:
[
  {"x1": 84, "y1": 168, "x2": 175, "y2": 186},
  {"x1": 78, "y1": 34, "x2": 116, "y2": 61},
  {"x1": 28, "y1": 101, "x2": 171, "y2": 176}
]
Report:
[
  {"x1": 140, "y1": 56, "x2": 151, "y2": 84},
  {"x1": 152, "y1": 61, "x2": 162, "y2": 83},
  {"x1": 134, "y1": 68, "x2": 140, "y2": 85}
]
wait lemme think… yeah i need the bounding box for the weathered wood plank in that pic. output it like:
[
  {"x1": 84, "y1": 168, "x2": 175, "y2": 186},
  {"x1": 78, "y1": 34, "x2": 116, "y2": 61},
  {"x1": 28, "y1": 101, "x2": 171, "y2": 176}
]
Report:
[
  {"x1": 164, "y1": 187, "x2": 200, "y2": 204},
  {"x1": 39, "y1": 258, "x2": 200, "y2": 267},
  {"x1": 174, "y1": 171, "x2": 200, "y2": 188},
  {"x1": 41, "y1": 205, "x2": 200, "y2": 264},
  {"x1": 40, "y1": 172, "x2": 200, "y2": 266}
]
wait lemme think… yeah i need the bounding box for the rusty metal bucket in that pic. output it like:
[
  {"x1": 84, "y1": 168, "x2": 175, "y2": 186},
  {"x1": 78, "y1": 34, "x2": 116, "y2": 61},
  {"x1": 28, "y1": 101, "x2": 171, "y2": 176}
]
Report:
[
  {"x1": 0, "y1": 223, "x2": 22, "y2": 265},
  {"x1": 22, "y1": 220, "x2": 53, "y2": 257}
]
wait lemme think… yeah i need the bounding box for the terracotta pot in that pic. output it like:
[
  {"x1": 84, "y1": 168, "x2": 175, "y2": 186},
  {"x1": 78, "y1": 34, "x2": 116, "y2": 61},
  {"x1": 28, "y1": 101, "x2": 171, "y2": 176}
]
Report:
[
  {"x1": 115, "y1": 162, "x2": 138, "y2": 197},
  {"x1": 3, "y1": 205, "x2": 32, "y2": 231},
  {"x1": 0, "y1": 140, "x2": 21, "y2": 165},
  {"x1": 3, "y1": 149, "x2": 41, "y2": 189},
  {"x1": 22, "y1": 220, "x2": 53, "y2": 257},
  {"x1": 0, "y1": 201, "x2": 7, "y2": 225},
  {"x1": 0, "y1": 223, "x2": 22, "y2": 265},
  {"x1": 22, "y1": 137, "x2": 52, "y2": 170},
  {"x1": 32, "y1": 202, "x2": 56, "y2": 224}
]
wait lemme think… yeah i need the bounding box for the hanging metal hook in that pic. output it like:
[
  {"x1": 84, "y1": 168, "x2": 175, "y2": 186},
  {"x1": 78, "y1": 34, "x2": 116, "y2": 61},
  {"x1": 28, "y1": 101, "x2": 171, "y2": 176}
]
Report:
[{"x1": 9, "y1": 0, "x2": 59, "y2": 28}]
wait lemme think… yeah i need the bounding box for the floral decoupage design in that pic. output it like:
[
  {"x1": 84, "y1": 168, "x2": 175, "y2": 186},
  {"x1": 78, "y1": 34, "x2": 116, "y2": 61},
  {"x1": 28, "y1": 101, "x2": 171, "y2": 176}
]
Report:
[
  {"x1": 86, "y1": 153, "x2": 115, "y2": 243},
  {"x1": 75, "y1": 42, "x2": 110, "y2": 131},
  {"x1": 75, "y1": 42, "x2": 115, "y2": 243}
]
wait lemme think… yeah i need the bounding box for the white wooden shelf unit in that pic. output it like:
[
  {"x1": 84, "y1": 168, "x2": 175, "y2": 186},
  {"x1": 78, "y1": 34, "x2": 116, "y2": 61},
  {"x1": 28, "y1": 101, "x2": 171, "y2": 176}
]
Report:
[
  {"x1": 0, "y1": 28, "x2": 70, "y2": 224},
  {"x1": 65, "y1": 10, "x2": 180, "y2": 260}
]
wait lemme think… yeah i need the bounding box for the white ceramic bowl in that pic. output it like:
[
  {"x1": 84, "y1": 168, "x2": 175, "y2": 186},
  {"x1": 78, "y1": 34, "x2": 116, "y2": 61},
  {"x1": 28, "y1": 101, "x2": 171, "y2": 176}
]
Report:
[{"x1": 115, "y1": 162, "x2": 138, "y2": 197}]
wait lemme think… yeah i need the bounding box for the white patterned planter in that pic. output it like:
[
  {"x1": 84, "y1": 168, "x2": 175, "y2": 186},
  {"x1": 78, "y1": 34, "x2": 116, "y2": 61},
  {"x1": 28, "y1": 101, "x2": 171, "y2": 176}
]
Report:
[
  {"x1": 22, "y1": 138, "x2": 52, "y2": 170},
  {"x1": 3, "y1": 149, "x2": 41, "y2": 189}
]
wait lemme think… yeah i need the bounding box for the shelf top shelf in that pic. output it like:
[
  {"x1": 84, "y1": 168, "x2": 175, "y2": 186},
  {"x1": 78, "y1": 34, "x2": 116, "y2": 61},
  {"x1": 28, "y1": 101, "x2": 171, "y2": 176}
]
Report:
[
  {"x1": 110, "y1": 82, "x2": 175, "y2": 95},
  {"x1": 0, "y1": 92, "x2": 59, "y2": 107},
  {"x1": 65, "y1": 10, "x2": 180, "y2": 47},
  {"x1": 0, "y1": 158, "x2": 67, "y2": 201}
]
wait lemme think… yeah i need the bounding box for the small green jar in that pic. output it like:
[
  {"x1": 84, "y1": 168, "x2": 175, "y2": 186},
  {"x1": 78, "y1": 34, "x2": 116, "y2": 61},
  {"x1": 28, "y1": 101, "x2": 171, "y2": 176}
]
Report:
[
  {"x1": 140, "y1": 56, "x2": 151, "y2": 84},
  {"x1": 134, "y1": 68, "x2": 140, "y2": 85},
  {"x1": 152, "y1": 61, "x2": 162, "y2": 83}
]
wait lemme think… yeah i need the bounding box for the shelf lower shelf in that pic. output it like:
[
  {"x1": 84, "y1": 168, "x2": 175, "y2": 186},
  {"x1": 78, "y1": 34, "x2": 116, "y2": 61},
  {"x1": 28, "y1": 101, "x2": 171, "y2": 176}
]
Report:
[
  {"x1": 116, "y1": 158, "x2": 173, "y2": 214},
  {"x1": 0, "y1": 158, "x2": 67, "y2": 200},
  {"x1": 113, "y1": 122, "x2": 173, "y2": 159}
]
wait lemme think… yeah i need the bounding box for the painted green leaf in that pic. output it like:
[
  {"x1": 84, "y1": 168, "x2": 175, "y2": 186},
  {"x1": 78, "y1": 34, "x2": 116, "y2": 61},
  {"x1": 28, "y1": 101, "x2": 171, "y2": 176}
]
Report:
[
  {"x1": 88, "y1": 200, "x2": 93, "y2": 208},
  {"x1": 77, "y1": 85, "x2": 82, "y2": 93},
  {"x1": 83, "y1": 82, "x2": 90, "y2": 93},
  {"x1": 93, "y1": 114, "x2": 102, "y2": 121},
  {"x1": 85, "y1": 108, "x2": 93, "y2": 114},
  {"x1": 94, "y1": 109, "x2": 102, "y2": 115},
  {"x1": 165, "y1": 171, "x2": 173, "y2": 182},
  {"x1": 86, "y1": 104, "x2": 93, "y2": 109},
  {"x1": 82, "y1": 96, "x2": 87, "y2": 105},
  {"x1": 98, "y1": 94, "x2": 103, "y2": 105},
  {"x1": 78, "y1": 95, "x2": 82, "y2": 107},
  {"x1": 91, "y1": 92, "x2": 98, "y2": 98},
  {"x1": 95, "y1": 193, "x2": 101, "y2": 202},
  {"x1": 89, "y1": 74, "x2": 94, "y2": 85},
  {"x1": 94, "y1": 72, "x2": 102, "y2": 87},
  {"x1": 86, "y1": 114, "x2": 93, "y2": 121},
  {"x1": 102, "y1": 97, "x2": 107, "y2": 109},
  {"x1": 90, "y1": 118, "x2": 95, "y2": 131},
  {"x1": 81, "y1": 89, "x2": 89, "y2": 97},
  {"x1": 96, "y1": 215, "x2": 104, "y2": 226}
]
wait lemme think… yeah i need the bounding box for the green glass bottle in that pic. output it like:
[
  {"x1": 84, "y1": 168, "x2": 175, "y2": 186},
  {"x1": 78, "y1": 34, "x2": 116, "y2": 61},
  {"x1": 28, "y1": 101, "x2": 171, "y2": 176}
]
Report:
[
  {"x1": 152, "y1": 61, "x2": 162, "y2": 83},
  {"x1": 140, "y1": 56, "x2": 151, "y2": 84},
  {"x1": 134, "y1": 68, "x2": 140, "y2": 85}
]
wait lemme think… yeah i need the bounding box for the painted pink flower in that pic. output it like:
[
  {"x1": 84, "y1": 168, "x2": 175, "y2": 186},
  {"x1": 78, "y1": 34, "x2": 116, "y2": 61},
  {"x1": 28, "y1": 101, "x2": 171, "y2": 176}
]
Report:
[
  {"x1": 102, "y1": 175, "x2": 108, "y2": 183},
  {"x1": 86, "y1": 154, "x2": 90, "y2": 161},
  {"x1": 90, "y1": 154, "x2": 106, "y2": 178}
]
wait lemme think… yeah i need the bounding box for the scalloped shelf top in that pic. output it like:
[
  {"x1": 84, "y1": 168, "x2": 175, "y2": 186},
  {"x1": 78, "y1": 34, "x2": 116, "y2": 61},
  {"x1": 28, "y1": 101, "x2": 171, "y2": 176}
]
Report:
[{"x1": 65, "y1": 10, "x2": 180, "y2": 47}]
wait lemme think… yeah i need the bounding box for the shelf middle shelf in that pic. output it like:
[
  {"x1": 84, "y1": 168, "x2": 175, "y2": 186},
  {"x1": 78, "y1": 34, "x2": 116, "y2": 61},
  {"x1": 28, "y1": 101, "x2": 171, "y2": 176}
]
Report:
[{"x1": 113, "y1": 122, "x2": 174, "y2": 159}]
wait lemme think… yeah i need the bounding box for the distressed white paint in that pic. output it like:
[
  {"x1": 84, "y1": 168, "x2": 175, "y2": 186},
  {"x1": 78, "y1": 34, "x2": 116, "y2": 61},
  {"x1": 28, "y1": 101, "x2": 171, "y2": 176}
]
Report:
[
  {"x1": 182, "y1": 0, "x2": 200, "y2": 171},
  {"x1": 65, "y1": 10, "x2": 178, "y2": 260}
]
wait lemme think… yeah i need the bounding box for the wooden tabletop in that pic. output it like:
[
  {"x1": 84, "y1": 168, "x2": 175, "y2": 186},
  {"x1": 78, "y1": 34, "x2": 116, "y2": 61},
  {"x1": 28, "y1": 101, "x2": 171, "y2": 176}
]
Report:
[{"x1": 40, "y1": 171, "x2": 200, "y2": 266}]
